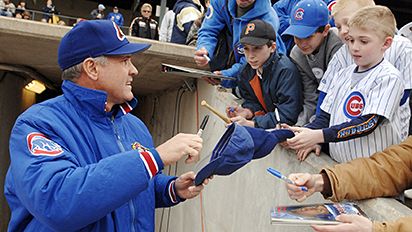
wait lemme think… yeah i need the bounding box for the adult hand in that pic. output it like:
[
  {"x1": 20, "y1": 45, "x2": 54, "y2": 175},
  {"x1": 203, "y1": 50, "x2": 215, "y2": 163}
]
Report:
[
  {"x1": 229, "y1": 116, "x2": 255, "y2": 127},
  {"x1": 287, "y1": 127, "x2": 324, "y2": 150},
  {"x1": 286, "y1": 173, "x2": 323, "y2": 202},
  {"x1": 296, "y1": 144, "x2": 321, "y2": 161},
  {"x1": 175, "y1": 171, "x2": 210, "y2": 199},
  {"x1": 156, "y1": 133, "x2": 203, "y2": 166},
  {"x1": 311, "y1": 215, "x2": 373, "y2": 232},
  {"x1": 194, "y1": 47, "x2": 209, "y2": 67}
]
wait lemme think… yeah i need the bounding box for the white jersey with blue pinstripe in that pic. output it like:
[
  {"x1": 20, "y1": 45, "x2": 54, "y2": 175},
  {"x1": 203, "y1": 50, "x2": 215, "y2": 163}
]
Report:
[{"x1": 321, "y1": 60, "x2": 407, "y2": 163}]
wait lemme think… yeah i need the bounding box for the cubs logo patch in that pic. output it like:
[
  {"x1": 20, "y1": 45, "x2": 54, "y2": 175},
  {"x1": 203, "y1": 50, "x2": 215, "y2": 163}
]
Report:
[
  {"x1": 343, "y1": 91, "x2": 365, "y2": 119},
  {"x1": 294, "y1": 8, "x2": 304, "y2": 20},
  {"x1": 205, "y1": 5, "x2": 213, "y2": 19},
  {"x1": 131, "y1": 142, "x2": 149, "y2": 153},
  {"x1": 112, "y1": 21, "x2": 125, "y2": 41},
  {"x1": 27, "y1": 132, "x2": 63, "y2": 156}
]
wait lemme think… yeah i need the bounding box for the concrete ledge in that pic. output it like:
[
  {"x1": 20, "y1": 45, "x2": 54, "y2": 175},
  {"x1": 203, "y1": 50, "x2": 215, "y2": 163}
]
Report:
[{"x1": 0, "y1": 17, "x2": 199, "y2": 95}]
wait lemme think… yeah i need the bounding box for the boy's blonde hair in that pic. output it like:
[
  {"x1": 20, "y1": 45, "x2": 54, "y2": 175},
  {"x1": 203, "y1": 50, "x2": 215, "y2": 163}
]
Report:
[
  {"x1": 348, "y1": 6, "x2": 396, "y2": 39},
  {"x1": 331, "y1": 0, "x2": 375, "y2": 17}
]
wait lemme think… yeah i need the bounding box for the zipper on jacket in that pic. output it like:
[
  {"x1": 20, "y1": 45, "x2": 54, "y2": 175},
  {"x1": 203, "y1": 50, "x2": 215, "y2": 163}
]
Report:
[{"x1": 111, "y1": 116, "x2": 136, "y2": 232}]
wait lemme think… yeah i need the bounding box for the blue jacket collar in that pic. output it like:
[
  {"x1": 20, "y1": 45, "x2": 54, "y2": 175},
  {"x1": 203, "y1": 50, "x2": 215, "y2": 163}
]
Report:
[{"x1": 62, "y1": 80, "x2": 137, "y2": 119}]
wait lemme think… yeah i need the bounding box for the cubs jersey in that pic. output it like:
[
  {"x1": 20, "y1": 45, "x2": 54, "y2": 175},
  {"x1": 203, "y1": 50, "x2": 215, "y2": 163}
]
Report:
[{"x1": 321, "y1": 60, "x2": 407, "y2": 163}]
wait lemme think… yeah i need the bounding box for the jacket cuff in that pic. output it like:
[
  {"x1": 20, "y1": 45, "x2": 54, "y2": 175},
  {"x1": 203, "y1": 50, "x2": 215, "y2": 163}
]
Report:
[
  {"x1": 320, "y1": 171, "x2": 332, "y2": 198},
  {"x1": 139, "y1": 148, "x2": 164, "y2": 179},
  {"x1": 168, "y1": 179, "x2": 185, "y2": 204}
]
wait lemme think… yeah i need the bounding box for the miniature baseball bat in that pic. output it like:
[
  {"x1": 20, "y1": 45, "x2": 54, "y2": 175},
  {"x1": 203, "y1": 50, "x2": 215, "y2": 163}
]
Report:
[{"x1": 200, "y1": 100, "x2": 231, "y2": 124}]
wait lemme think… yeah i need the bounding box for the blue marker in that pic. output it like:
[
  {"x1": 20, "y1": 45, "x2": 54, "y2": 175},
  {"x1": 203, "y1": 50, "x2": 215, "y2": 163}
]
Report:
[{"x1": 267, "y1": 167, "x2": 308, "y2": 192}]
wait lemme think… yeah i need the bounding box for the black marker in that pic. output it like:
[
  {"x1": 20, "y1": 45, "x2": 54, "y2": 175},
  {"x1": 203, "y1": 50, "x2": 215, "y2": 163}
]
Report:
[{"x1": 197, "y1": 115, "x2": 209, "y2": 137}]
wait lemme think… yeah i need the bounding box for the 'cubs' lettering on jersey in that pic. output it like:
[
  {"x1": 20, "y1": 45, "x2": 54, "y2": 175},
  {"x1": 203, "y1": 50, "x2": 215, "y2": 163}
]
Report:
[
  {"x1": 27, "y1": 132, "x2": 63, "y2": 156},
  {"x1": 343, "y1": 91, "x2": 365, "y2": 119},
  {"x1": 337, "y1": 115, "x2": 378, "y2": 138}
]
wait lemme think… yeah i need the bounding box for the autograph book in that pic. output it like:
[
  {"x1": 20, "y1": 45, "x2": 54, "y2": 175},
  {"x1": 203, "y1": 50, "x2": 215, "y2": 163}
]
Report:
[
  {"x1": 161, "y1": 63, "x2": 236, "y2": 80},
  {"x1": 271, "y1": 203, "x2": 367, "y2": 225}
]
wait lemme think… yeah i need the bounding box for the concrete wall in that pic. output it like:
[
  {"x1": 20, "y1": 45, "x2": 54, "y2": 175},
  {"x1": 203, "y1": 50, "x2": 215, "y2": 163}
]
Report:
[
  {"x1": 138, "y1": 81, "x2": 412, "y2": 232},
  {"x1": 0, "y1": 71, "x2": 36, "y2": 231}
]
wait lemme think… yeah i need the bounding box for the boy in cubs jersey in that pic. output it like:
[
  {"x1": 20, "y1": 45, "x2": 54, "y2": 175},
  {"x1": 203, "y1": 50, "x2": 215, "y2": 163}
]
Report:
[
  {"x1": 286, "y1": 6, "x2": 408, "y2": 163},
  {"x1": 317, "y1": 0, "x2": 412, "y2": 135}
]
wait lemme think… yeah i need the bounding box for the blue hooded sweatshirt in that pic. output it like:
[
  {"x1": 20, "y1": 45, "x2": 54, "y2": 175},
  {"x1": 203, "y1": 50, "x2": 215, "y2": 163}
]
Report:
[{"x1": 197, "y1": 0, "x2": 286, "y2": 88}]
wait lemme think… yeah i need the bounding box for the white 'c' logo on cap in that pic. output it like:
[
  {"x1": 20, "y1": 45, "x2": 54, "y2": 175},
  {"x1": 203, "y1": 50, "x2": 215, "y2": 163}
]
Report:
[{"x1": 112, "y1": 21, "x2": 125, "y2": 41}]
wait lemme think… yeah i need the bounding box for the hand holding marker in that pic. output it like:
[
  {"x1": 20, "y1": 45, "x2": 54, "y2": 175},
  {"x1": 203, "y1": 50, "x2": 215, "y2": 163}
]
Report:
[{"x1": 267, "y1": 167, "x2": 308, "y2": 192}]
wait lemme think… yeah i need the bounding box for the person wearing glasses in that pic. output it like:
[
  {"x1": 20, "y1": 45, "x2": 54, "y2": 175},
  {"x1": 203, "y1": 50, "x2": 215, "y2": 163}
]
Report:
[{"x1": 130, "y1": 3, "x2": 159, "y2": 40}]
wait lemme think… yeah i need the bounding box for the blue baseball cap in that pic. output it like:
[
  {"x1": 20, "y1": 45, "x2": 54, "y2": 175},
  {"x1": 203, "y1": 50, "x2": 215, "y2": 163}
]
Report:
[
  {"x1": 58, "y1": 20, "x2": 151, "y2": 70},
  {"x1": 282, "y1": 0, "x2": 329, "y2": 39},
  {"x1": 194, "y1": 123, "x2": 294, "y2": 186}
]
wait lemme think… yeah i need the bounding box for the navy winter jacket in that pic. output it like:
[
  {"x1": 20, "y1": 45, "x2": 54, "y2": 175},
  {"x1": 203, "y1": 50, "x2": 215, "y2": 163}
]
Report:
[{"x1": 238, "y1": 52, "x2": 303, "y2": 128}]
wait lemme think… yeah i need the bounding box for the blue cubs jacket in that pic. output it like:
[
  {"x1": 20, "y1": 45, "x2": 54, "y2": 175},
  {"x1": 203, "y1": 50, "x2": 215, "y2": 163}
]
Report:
[
  {"x1": 197, "y1": 0, "x2": 286, "y2": 88},
  {"x1": 4, "y1": 80, "x2": 180, "y2": 231}
]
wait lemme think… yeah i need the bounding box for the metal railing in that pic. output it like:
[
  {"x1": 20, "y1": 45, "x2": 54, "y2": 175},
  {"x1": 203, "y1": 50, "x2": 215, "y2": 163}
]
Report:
[{"x1": 5, "y1": 8, "x2": 130, "y2": 33}]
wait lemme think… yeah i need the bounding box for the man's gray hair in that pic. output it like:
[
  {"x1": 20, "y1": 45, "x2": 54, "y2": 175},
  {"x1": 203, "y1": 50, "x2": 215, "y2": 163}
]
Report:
[{"x1": 61, "y1": 56, "x2": 108, "y2": 81}]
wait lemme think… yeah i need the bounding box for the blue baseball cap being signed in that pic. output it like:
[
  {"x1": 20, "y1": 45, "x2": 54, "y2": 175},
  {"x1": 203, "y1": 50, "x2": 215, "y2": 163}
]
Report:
[
  {"x1": 194, "y1": 123, "x2": 294, "y2": 186},
  {"x1": 282, "y1": 0, "x2": 329, "y2": 39},
  {"x1": 58, "y1": 20, "x2": 150, "y2": 70}
]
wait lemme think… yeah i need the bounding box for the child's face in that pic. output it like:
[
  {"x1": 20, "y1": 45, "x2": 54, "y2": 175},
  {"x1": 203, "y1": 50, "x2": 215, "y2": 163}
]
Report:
[
  {"x1": 347, "y1": 27, "x2": 391, "y2": 71},
  {"x1": 293, "y1": 27, "x2": 329, "y2": 55},
  {"x1": 243, "y1": 43, "x2": 275, "y2": 70},
  {"x1": 334, "y1": 4, "x2": 362, "y2": 42}
]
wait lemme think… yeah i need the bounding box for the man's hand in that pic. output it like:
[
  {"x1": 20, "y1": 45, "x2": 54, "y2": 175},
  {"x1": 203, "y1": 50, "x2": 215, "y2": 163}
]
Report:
[
  {"x1": 156, "y1": 133, "x2": 203, "y2": 166},
  {"x1": 286, "y1": 173, "x2": 324, "y2": 202},
  {"x1": 194, "y1": 47, "x2": 209, "y2": 67},
  {"x1": 311, "y1": 215, "x2": 373, "y2": 232},
  {"x1": 287, "y1": 127, "x2": 324, "y2": 150},
  {"x1": 175, "y1": 171, "x2": 210, "y2": 199}
]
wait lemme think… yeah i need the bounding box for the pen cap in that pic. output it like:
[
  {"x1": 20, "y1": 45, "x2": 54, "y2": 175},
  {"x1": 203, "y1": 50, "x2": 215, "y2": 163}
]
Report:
[{"x1": 244, "y1": 127, "x2": 295, "y2": 159}]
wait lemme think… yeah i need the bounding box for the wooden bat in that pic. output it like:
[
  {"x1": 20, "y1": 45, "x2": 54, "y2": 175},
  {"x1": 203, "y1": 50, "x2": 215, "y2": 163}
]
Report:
[{"x1": 201, "y1": 100, "x2": 231, "y2": 124}]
